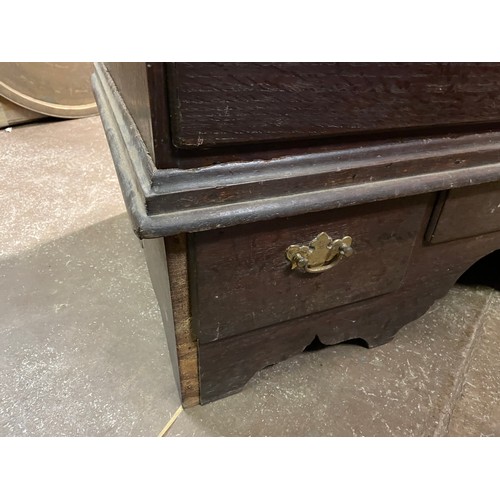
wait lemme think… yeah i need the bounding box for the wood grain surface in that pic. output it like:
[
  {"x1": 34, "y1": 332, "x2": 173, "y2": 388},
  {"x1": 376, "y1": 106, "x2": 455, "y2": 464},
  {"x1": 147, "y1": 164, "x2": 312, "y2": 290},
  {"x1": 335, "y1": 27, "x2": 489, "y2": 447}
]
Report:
[
  {"x1": 198, "y1": 200, "x2": 500, "y2": 404},
  {"x1": 165, "y1": 235, "x2": 199, "y2": 407},
  {"x1": 190, "y1": 196, "x2": 429, "y2": 343},
  {"x1": 96, "y1": 62, "x2": 500, "y2": 406},
  {"x1": 430, "y1": 181, "x2": 500, "y2": 244},
  {"x1": 169, "y1": 63, "x2": 500, "y2": 148}
]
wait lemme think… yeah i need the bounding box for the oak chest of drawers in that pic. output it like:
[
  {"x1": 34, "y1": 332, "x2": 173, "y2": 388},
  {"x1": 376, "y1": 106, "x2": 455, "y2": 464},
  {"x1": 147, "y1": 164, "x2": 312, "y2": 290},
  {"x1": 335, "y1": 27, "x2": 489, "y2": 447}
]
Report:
[{"x1": 93, "y1": 63, "x2": 500, "y2": 406}]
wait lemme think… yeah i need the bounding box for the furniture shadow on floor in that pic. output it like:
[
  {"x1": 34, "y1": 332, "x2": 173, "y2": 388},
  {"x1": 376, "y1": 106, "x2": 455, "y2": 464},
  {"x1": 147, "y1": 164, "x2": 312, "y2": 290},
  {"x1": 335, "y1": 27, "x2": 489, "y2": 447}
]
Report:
[{"x1": 0, "y1": 213, "x2": 178, "y2": 436}]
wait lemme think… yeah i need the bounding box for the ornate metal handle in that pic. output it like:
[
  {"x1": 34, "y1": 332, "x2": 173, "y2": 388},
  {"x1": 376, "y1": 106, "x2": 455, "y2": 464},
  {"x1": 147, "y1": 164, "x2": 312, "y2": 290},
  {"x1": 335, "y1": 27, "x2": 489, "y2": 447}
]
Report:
[{"x1": 285, "y1": 232, "x2": 353, "y2": 273}]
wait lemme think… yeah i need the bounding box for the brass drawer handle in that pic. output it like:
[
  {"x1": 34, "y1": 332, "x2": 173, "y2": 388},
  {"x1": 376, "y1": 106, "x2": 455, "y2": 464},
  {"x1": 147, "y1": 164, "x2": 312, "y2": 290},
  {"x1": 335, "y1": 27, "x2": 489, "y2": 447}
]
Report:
[{"x1": 286, "y1": 232, "x2": 353, "y2": 273}]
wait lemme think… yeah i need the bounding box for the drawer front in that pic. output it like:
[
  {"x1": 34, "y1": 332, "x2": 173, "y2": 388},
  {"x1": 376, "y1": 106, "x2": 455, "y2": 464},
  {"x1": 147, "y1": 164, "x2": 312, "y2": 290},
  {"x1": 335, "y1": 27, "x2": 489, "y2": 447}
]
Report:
[
  {"x1": 189, "y1": 196, "x2": 429, "y2": 343},
  {"x1": 168, "y1": 63, "x2": 500, "y2": 148},
  {"x1": 430, "y1": 181, "x2": 500, "y2": 244}
]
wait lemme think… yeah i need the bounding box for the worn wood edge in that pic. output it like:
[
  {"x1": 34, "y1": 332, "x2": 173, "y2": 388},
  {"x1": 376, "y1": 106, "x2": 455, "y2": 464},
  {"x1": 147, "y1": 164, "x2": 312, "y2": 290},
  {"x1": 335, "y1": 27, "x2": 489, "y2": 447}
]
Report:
[
  {"x1": 164, "y1": 234, "x2": 200, "y2": 408},
  {"x1": 94, "y1": 63, "x2": 155, "y2": 184},
  {"x1": 95, "y1": 60, "x2": 500, "y2": 199},
  {"x1": 152, "y1": 130, "x2": 500, "y2": 193},
  {"x1": 93, "y1": 62, "x2": 500, "y2": 239},
  {"x1": 149, "y1": 62, "x2": 180, "y2": 169},
  {"x1": 424, "y1": 190, "x2": 450, "y2": 243},
  {"x1": 92, "y1": 70, "x2": 151, "y2": 238}
]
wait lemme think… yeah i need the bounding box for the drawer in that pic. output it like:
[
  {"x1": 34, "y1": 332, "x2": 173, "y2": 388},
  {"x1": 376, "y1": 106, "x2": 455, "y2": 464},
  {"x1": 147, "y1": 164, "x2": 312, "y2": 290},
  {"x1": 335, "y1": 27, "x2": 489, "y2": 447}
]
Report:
[
  {"x1": 429, "y1": 181, "x2": 500, "y2": 244},
  {"x1": 168, "y1": 63, "x2": 500, "y2": 148},
  {"x1": 189, "y1": 196, "x2": 430, "y2": 343}
]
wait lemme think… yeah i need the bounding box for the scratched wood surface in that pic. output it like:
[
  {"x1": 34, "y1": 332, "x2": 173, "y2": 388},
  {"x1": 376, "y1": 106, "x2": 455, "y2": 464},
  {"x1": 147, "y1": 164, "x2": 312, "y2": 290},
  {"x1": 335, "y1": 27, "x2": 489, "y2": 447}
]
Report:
[
  {"x1": 430, "y1": 181, "x2": 500, "y2": 244},
  {"x1": 168, "y1": 63, "x2": 500, "y2": 148},
  {"x1": 190, "y1": 195, "x2": 430, "y2": 343},
  {"x1": 164, "y1": 235, "x2": 199, "y2": 407},
  {"x1": 96, "y1": 62, "x2": 500, "y2": 406},
  {"x1": 198, "y1": 201, "x2": 500, "y2": 404}
]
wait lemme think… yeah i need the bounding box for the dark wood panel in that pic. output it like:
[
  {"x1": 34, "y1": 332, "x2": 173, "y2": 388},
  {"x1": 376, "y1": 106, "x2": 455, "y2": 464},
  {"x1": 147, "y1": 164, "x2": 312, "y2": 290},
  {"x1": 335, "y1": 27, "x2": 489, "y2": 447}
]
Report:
[
  {"x1": 190, "y1": 195, "x2": 430, "y2": 343},
  {"x1": 148, "y1": 135, "x2": 500, "y2": 215},
  {"x1": 94, "y1": 65, "x2": 500, "y2": 239},
  {"x1": 198, "y1": 285, "x2": 425, "y2": 404},
  {"x1": 199, "y1": 210, "x2": 500, "y2": 404},
  {"x1": 430, "y1": 181, "x2": 500, "y2": 244},
  {"x1": 168, "y1": 63, "x2": 500, "y2": 148},
  {"x1": 101, "y1": 62, "x2": 500, "y2": 171}
]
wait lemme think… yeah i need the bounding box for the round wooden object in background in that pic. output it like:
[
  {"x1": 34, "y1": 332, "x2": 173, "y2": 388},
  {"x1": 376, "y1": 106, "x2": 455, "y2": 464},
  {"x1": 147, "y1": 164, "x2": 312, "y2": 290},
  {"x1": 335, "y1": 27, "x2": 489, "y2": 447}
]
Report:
[{"x1": 0, "y1": 62, "x2": 97, "y2": 118}]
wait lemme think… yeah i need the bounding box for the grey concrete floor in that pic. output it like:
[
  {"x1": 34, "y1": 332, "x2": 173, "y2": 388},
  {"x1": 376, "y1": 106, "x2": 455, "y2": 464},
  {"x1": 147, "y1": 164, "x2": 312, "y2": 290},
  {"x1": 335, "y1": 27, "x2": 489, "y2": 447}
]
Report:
[{"x1": 1, "y1": 117, "x2": 500, "y2": 437}]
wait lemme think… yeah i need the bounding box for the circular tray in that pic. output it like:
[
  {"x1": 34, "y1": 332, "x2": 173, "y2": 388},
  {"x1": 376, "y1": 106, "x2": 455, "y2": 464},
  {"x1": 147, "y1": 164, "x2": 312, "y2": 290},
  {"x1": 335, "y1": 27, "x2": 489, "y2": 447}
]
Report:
[{"x1": 0, "y1": 62, "x2": 98, "y2": 118}]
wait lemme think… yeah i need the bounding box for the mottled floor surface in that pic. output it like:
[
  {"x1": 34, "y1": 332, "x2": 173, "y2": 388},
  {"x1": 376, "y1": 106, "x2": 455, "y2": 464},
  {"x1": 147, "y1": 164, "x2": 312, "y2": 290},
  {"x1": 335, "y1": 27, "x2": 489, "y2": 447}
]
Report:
[{"x1": 1, "y1": 117, "x2": 499, "y2": 437}]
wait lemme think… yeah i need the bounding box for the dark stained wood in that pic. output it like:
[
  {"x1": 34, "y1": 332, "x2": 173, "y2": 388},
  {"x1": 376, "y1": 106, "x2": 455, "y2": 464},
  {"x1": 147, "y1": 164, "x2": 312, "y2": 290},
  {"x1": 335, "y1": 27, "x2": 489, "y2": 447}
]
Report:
[
  {"x1": 199, "y1": 211, "x2": 500, "y2": 403},
  {"x1": 166, "y1": 121, "x2": 500, "y2": 171},
  {"x1": 430, "y1": 181, "x2": 500, "y2": 243},
  {"x1": 190, "y1": 195, "x2": 430, "y2": 342},
  {"x1": 198, "y1": 292, "x2": 417, "y2": 404},
  {"x1": 169, "y1": 63, "x2": 500, "y2": 148},
  {"x1": 103, "y1": 62, "x2": 500, "y2": 172},
  {"x1": 94, "y1": 61, "x2": 500, "y2": 406},
  {"x1": 147, "y1": 134, "x2": 500, "y2": 216},
  {"x1": 93, "y1": 65, "x2": 500, "y2": 238},
  {"x1": 146, "y1": 63, "x2": 181, "y2": 169},
  {"x1": 424, "y1": 190, "x2": 449, "y2": 242},
  {"x1": 103, "y1": 61, "x2": 179, "y2": 169}
]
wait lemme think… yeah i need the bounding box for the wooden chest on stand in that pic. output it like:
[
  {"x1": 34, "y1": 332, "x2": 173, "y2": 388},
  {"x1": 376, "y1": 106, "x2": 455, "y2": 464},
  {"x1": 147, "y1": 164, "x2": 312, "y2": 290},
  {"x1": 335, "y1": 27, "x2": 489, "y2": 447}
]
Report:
[{"x1": 92, "y1": 63, "x2": 500, "y2": 407}]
